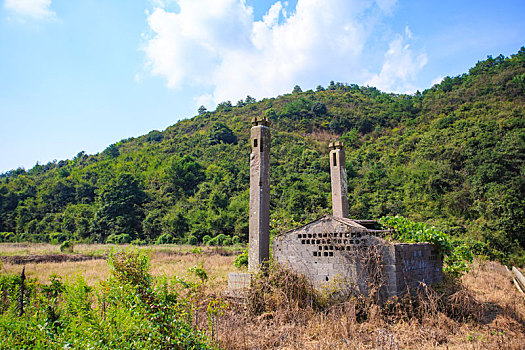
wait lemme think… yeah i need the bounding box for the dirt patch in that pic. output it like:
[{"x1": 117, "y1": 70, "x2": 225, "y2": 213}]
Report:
[{"x1": 0, "y1": 254, "x2": 107, "y2": 265}]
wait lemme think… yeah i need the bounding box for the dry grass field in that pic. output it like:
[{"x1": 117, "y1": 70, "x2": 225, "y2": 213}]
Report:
[
  {"x1": 0, "y1": 243, "x2": 237, "y2": 287},
  {"x1": 1, "y1": 243, "x2": 524, "y2": 349}
]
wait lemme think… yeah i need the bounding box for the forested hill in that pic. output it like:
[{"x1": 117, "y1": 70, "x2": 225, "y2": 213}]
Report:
[{"x1": 1, "y1": 48, "x2": 524, "y2": 264}]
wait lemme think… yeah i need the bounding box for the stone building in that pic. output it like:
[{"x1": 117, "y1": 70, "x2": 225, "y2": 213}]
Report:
[{"x1": 273, "y1": 216, "x2": 443, "y2": 298}]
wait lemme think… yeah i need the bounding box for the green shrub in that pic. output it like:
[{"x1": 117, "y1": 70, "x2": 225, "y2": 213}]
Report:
[
  {"x1": 59, "y1": 240, "x2": 74, "y2": 253},
  {"x1": 231, "y1": 235, "x2": 241, "y2": 245},
  {"x1": 106, "y1": 233, "x2": 132, "y2": 244},
  {"x1": 380, "y1": 216, "x2": 473, "y2": 277},
  {"x1": 188, "y1": 263, "x2": 208, "y2": 282},
  {"x1": 186, "y1": 235, "x2": 198, "y2": 245},
  {"x1": 208, "y1": 234, "x2": 227, "y2": 246},
  {"x1": 222, "y1": 236, "x2": 232, "y2": 246},
  {"x1": 155, "y1": 233, "x2": 174, "y2": 245},
  {"x1": 202, "y1": 235, "x2": 211, "y2": 245},
  {"x1": 234, "y1": 247, "x2": 248, "y2": 268},
  {"x1": 190, "y1": 247, "x2": 202, "y2": 254},
  {"x1": 131, "y1": 238, "x2": 147, "y2": 245}
]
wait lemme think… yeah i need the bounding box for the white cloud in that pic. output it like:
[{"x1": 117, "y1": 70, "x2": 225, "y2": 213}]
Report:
[
  {"x1": 375, "y1": 0, "x2": 397, "y2": 15},
  {"x1": 143, "y1": 0, "x2": 427, "y2": 107},
  {"x1": 4, "y1": 0, "x2": 56, "y2": 20},
  {"x1": 431, "y1": 75, "x2": 444, "y2": 86},
  {"x1": 366, "y1": 27, "x2": 427, "y2": 93}
]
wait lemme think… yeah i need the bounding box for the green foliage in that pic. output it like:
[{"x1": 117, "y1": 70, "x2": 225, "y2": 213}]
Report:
[
  {"x1": 0, "y1": 251, "x2": 211, "y2": 348},
  {"x1": 188, "y1": 263, "x2": 208, "y2": 282},
  {"x1": 155, "y1": 233, "x2": 173, "y2": 245},
  {"x1": 102, "y1": 143, "x2": 120, "y2": 158},
  {"x1": 59, "y1": 240, "x2": 74, "y2": 253},
  {"x1": 292, "y1": 85, "x2": 302, "y2": 93},
  {"x1": 198, "y1": 105, "x2": 207, "y2": 114},
  {"x1": 165, "y1": 155, "x2": 205, "y2": 197},
  {"x1": 380, "y1": 216, "x2": 473, "y2": 277},
  {"x1": 233, "y1": 246, "x2": 248, "y2": 268},
  {"x1": 93, "y1": 173, "x2": 146, "y2": 242},
  {"x1": 106, "y1": 233, "x2": 132, "y2": 244},
  {"x1": 208, "y1": 122, "x2": 237, "y2": 145}
]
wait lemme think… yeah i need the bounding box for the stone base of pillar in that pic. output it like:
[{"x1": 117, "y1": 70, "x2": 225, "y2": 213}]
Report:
[{"x1": 227, "y1": 272, "x2": 252, "y2": 292}]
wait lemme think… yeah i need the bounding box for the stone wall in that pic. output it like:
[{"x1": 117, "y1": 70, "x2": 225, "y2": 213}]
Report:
[{"x1": 392, "y1": 243, "x2": 443, "y2": 295}]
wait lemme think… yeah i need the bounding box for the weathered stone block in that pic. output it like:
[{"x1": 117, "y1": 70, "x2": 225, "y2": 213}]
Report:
[{"x1": 228, "y1": 272, "x2": 252, "y2": 291}]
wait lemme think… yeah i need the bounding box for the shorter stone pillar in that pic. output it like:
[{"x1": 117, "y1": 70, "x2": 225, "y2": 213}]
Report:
[{"x1": 329, "y1": 141, "x2": 349, "y2": 218}]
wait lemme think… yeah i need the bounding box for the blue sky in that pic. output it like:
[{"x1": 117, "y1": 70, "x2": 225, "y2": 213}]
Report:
[{"x1": 0, "y1": 0, "x2": 524, "y2": 173}]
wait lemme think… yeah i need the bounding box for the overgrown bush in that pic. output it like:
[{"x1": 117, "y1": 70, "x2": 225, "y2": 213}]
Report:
[
  {"x1": 233, "y1": 247, "x2": 248, "y2": 268},
  {"x1": 155, "y1": 233, "x2": 174, "y2": 245},
  {"x1": 380, "y1": 216, "x2": 473, "y2": 277},
  {"x1": 0, "y1": 250, "x2": 212, "y2": 349},
  {"x1": 59, "y1": 240, "x2": 74, "y2": 253}
]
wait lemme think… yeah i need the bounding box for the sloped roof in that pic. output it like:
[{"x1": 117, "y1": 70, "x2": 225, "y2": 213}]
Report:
[{"x1": 276, "y1": 215, "x2": 389, "y2": 237}]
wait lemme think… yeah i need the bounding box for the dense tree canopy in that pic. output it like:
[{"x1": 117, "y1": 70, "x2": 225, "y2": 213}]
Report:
[{"x1": 0, "y1": 48, "x2": 524, "y2": 264}]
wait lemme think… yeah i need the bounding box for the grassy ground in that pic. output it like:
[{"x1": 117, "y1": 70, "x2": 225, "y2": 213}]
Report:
[
  {"x1": 0, "y1": 244, "x2": 524, "y2": 349},
  {"x1": 0, "y1": 243, "x2": 238, "y2": 287}
]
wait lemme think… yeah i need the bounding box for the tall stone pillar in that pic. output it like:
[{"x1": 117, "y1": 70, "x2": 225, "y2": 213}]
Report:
[
  {"x1": 329, "y1": 141, "x2": 349, "y2": 218},
  {"x1": 249, "y1": 117, "x2": 271, "y2": 271}
]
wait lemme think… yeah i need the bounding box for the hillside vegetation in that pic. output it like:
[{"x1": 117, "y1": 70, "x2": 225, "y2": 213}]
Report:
[{"x1": 1, "y1": 48, "x2": 524, "y2": 264}]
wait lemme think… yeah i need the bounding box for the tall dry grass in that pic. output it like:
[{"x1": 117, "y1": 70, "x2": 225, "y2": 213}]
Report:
[{"x1": 213, "y1": 260, "x2": 525, "y2": 350}]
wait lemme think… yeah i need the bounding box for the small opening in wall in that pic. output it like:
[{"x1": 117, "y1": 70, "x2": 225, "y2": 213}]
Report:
[
  {"x1": 301, "y1": 240, "x2": 305, "y2": 244},
  {"x1": 313, "y1": 252, "x2": 317, "y2": 257},
  {"x1": 260, "y1": 139, "x2": 264, "y2": 152},
  {"x1": 316, "y1": 239, "x2": 321, "y2": 244},
  {"x1": 325, "y1": 276, "x2": 329, "y2": 281},
  {"x1": 253, "y1": 139, "x2": 258, "y2": 148},
  {"x1": 329, "y1": 252, "x2": 334, "y2": 257},
  {"x1": 306, "y1": 239, "x2": 310, "y2": 244},
  {"x1": 333, "y1": 152, "x2": 337, "y2": 166},
  {"x1": 318, "y1": 246, "x2": 322, "y2": 250},
  {"x1": 298, "y1": 234, "x2": 302, "y2": 239},
  {"x1": 308, "y1": 234, "x2": 312, "y2": 238},
  {"x1": 324, "y1": 252, "x2": 328, "y2": 257}
]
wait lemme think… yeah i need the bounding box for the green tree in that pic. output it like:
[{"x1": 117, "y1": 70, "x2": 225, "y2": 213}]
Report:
[
  {"x1": 208, "y1": 122, "x2": 237, "y2": 145},
  {"x1": 93, "y1": 173, "x2": 146, "y2": 242},
  {"x1": 197, "y1": 105, "x2": 207, "y2": 114},
  {"x1": 165, "y1": 156, "x2": 205, "y2": 197}
]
